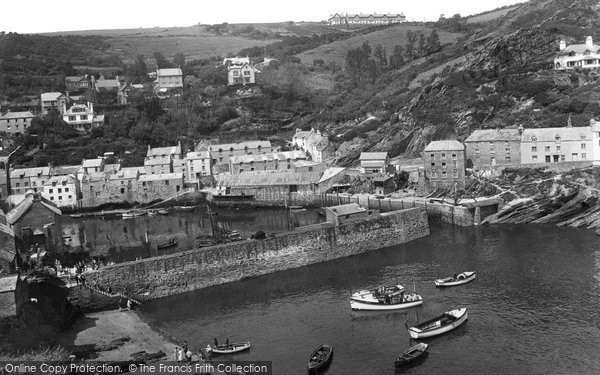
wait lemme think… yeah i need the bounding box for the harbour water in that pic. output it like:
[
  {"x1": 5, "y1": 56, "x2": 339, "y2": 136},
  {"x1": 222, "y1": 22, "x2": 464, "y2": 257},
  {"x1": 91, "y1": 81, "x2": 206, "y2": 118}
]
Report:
[
  {"x1": 59, "y1": 206, "x2": 322, "y2": 263},
  {"x1": 139, "y1": 223, "x2": 600, "y2": 374}
]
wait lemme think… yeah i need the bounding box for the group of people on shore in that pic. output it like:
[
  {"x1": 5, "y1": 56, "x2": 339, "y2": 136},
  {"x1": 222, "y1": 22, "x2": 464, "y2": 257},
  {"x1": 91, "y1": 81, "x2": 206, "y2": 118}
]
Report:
[{"x1": 174, "y1": 338, "x2": 231, "y2": 362}]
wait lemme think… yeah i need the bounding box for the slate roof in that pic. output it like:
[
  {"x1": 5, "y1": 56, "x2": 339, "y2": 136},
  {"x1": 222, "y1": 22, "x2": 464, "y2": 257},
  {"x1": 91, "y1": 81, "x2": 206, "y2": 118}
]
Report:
[
  {"x1": 206, "y1": 141, "x2": 272, "y2": 152},
  {"x1": 465, "y1": 129, "x2": 521, "y2": 142},
  {"x1": 521, "y1": 126, "x2": 592, "y2": 142},
  {"x1": 138, "y1": 173, "x2": 183, "y2": 182},
  {"x1": 110, "y1": 167, "x2": 142, "y2": 180},
  {"x1": 52, "y1": 165, "x2": 81, "y2": 175},
  {"x1": 0, "y1": 111, "x2": 35, "y2": 120},
  {"x1": 230, "y1": 151, "x2": 306, "y2": 164},
  {"x1": 318, "y1": 167, "x2": 345, "y2": 184},
  {"x1": 147, "y1": 145, "x2": 181, "y2": 158},
  {"x1": 6, "y1": 195, "x2": 61, "y2": 225},
  {"x1": 10, "y1": 167, "x2": 51, "y2": 179},
  {"x1": 217, "y1": 171, "x2": 322, "y2": 187},
  {"x1": 82, "y1": 158, "x2": 104, "y2": 168},
  {"x1": 360, "y1": 152, "x2": 388, "y2": 160},
  {"x1": 157, "y1": 68, "x2": 183, "y2": 77},
  {"x1": 40, "y1": 92, "x2": 64, "y2": 102},
  {"x1": 144, "y1": 156, "x2": 172, "y2": 166},
  {"x1": 43, "y1": 175, "x2": 77, "y2": 187},
  {"x1": 423, "y1": 140, "x2": 465, "y2": 152}
]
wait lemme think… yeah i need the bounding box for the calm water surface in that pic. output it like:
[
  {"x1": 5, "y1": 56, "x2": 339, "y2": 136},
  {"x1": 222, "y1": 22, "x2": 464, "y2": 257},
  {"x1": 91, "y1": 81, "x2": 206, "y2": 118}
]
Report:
[
  {"x1": 60, "y1": 206, "x2": 321, "y2": 263},
  {"x1": 139, "y1": 224, "x2": 600, "y2": 374}
]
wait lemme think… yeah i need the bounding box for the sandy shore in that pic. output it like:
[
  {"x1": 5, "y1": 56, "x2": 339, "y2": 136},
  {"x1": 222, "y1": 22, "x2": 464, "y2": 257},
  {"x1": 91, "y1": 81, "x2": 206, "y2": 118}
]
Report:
[{"x1": 57, "y1": 309, "x2": 175, "y2": 362}]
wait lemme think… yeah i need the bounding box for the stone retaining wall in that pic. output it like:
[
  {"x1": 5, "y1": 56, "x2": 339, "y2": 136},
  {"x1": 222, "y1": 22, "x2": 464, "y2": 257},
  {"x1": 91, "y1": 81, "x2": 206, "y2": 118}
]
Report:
[{"x1": 78, "y1": 208, "x2": 429, "y2": 305}]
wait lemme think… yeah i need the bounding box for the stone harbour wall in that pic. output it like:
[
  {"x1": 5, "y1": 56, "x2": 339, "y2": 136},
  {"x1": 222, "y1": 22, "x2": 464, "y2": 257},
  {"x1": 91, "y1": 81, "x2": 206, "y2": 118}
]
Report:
[{"x1": 80, "y1": 208, "x2": 429, "y2": 304}]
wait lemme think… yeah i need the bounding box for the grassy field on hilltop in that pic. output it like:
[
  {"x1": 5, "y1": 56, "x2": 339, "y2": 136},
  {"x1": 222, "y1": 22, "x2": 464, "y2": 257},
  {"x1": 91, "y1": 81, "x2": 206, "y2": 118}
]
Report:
[
  {"x1": 295, "y1": 24, "x2": 464, "y2": 65},
  {"x1": 41, "y1": 22, "x2": 341, "y2": 63},
  {"x1": 465, "y1": 5, "x2": 521, "y2": 24}
]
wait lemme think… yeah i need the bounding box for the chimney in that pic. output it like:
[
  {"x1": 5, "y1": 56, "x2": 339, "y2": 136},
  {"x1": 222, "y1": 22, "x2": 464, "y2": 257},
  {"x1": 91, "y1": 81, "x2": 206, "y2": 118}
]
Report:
[
  {"x1": 518, "y1": 124, "x2": 524, "y2": 136},
  {"x1": 586, "y1": 36, "x2": 593, "y2": 49},
  {"x1": 559, "y1": 39, "x2": 566, "y2": 51},
  {"x1": 567, "y1": 114, "x2": 572, "y2": 128},
  {"x1": 590, "y1": 119, "x2": 596, "y2": 127},
  {"x1": 89, "y1": 102, "x2": 93, "y2": 113}
]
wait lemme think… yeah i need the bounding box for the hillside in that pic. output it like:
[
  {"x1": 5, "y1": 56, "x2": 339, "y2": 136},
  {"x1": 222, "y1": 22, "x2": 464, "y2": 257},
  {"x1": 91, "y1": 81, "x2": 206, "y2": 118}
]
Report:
[
  {"x1": 311, "y1": 0, "x2": 600, "y2": 165},
  {"x1": 295, "y1": 24, "x2": 464, "y2": 65},
  {"x1": 465, "y1": 4, "x2": 522, "y2": 24},
  {"x1": 40, "y1": 22, "x2": 341, "y2": 63}
]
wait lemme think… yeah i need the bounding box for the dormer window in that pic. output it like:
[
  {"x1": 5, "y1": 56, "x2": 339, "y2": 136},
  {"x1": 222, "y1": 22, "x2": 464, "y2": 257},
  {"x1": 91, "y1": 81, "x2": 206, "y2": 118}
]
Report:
[
  {"x1": 531, "y1": 136, "x2": 537, "y2": 142},
  {"x1": 581, "y1": 135, "x2": 587, "y2": 140},
  {"x1": 555, "y1": 135, "x2": 561, "y2": 141}
]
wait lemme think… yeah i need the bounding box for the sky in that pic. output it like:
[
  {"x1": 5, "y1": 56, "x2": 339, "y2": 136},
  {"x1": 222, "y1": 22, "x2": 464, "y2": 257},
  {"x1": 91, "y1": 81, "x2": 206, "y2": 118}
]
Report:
[{"x1": 3, "y1": 0, "x2": 528, "y2": 34}]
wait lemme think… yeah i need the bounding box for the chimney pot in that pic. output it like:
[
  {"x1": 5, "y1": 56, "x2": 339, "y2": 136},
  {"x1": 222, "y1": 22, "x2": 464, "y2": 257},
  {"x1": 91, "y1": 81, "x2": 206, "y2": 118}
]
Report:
[
  {"x1": 559, "y1": 39, "x2": 566, "y2": 51},
  {"x1": 586, "y1": 36, "x2": 593, "y2": 49}
]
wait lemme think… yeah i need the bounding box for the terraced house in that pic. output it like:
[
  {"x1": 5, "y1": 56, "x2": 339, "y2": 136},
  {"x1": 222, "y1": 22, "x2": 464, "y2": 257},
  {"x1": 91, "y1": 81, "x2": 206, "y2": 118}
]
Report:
[
  {"x1": 465, "y1": 128, "x2": 521, "y2": 170},
  {"x1": 0, "y1": 111, "x2": 35, "y2": 134},
  {"x1": 328, "y1": 12, "x2": 406, "y2": 25},
  {"x1": 196, "y1": 140, "x2": 274, "y2": 173},
  {"x1": 10, "y1": 167, "x2": 52, "y2": 195},
  {"x1": 228, "y1": 150, "x2": 307, "y2": 174}
]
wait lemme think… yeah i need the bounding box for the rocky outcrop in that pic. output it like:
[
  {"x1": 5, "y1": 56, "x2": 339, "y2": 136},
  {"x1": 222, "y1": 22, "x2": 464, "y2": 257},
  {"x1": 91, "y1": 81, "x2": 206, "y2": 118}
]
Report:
[{"x1": 10, "y1": 272, "x2": 80, "y2": 349}]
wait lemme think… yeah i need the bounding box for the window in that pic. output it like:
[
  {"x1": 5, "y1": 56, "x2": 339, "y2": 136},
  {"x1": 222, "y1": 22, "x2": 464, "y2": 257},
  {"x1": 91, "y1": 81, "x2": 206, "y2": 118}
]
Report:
[
  {"x1": 142, "y1": 181, "x2": 146, "y2": 187},
  {"x1": 239, "y1": 169, "x2": 243, "y2": 173},
  {"x1": 96, "y1": 192, "x2": 100, "y2": 197},
  {"x1": 442, "y1": 162, "x2": 446, "y2": 167},
  {"x1": 65, "y1": 188, "x2": 69, "y2": 192},
  {"x1": 69, "y1": 116, "x2": 76, "y2": 121},
  {"x1": 453, "y1": 170, "x2": 458, "y2": 178},
  {"x1": 430, "y1": 154, "x2": 435, "y2": 159},
  {"x1": 505, "y1": 141, "x2": 510, "y2": 146},
  {"x1": 545, "y1": 146, "x2": 550, "y2": 152},
  {"x1": 15, "y1": 183, "x2": 20, "y2": 187},
  {"x1": 556, "y1": 145, "x2": 561, "y2": 152},
  {"x1": 490, "y1": 148, "x2": 495, "y2": 154},
  {"x1": 582, "y1": 153, "x2": 587, "y2": 159},
  {"x1": 431, "y1": 171, "x2": 436, "y2": 178},
  {"x1": 165, "y1": 180, "x2": 169, "y2": 186},
  {"x1": 581, "y1": 143, "x2": 586, "y2": 149},
  {"x1": 120, "y1": 188, "x2": 125, "y2": 193},
  {"x1": 505, "y1": 148, "x2": 510, "y2": 154},
  {"x1": 58, "y1": 188, "x2": 62, "y2": 193},
  {"x1": 532, "y1": 146, "x2": 537, "y2": 152},
  {"x1": 441, "y1": 153, "x2": 446, "y2": 158},
  {"x1": 431, "y1": 163, "x2": 435, "y2": 167},
  {"x1": 561, "y1": 155, "x2": 566, "y2": 161},
  {"x1": 49, "y1": 188, "x2": 53, "y2": 194},
  {"x1": 505, "y1": 157, "x2": 511, "y2": 163},
  {"x1": 50, "y1": 197, "x2": 54, "y2": 200},
  {"x1": 581, "y1": 135, "x2": 587, "y2": 140},
  {"x1": 452, "y1": 154, "x2": 457, "y2": 160},
  {"x1": 532, "y1": 155, "x2": 538, "y2": 160},
  {"x1": 532, "y1": 136, "x2": 537, "y2": 142},
  {"x1": 545, "y1": 155, "x2": 551, "y2": 163},
  {"x1": 474, "y1": 148, "x2": 479, "y2": 154},
  {"x1": 489, "y1": 142, "x2": 494, "y2": 145},
  {"x1": 308, "y1": 166, "x2": 313, "y2": 172},
  {"x1": 24, "y1": 182, "x2": 28, "y2": 187},
  {"x1": 58, "y1": 196, "x2": 62, "y2": 200},
  {"x1": 442, "y1": 171, "x2": 447, "y2": 178},
  {"x1": 68, "y1": 195, "x2": 72, "y2": 199},
  {"x1": 555, "y1": 135, "x2": 561, "y2": 141}
]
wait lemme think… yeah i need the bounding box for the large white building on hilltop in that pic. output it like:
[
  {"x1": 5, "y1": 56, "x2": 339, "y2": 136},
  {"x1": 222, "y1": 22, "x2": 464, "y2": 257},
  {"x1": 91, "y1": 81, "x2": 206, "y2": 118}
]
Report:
[
  {"x1": 554, "y1": 36, "x2": 600, "y2": 70},
  {"x1": 62, "y1": 102, "x2": 104, "y2": 132},
  {"x1": 328, "y1": 12, "x2": 406, "y2": 25}
]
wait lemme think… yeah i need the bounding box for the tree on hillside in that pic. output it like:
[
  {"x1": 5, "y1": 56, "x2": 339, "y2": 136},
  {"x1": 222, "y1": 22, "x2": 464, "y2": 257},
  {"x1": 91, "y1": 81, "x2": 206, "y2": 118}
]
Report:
[
  {"x1": 129, "y1": 54, "x2": 149, "y2": 83},
  {"x1": 173, "y1": 53, "x2": 186, "y2": 69},
  {"x1": 345, "y1": 46, "x2": 370, "y2": 86},
  {"x1": 418, "y1": 33, "x2": 427, "y2": 57},
  {"x1": 405, "y1": 30, "x2": 417, "y2": 61},
  {"x1": 374, "y1": 44, "x2": 387, "y2": 67},
  {"x1": 153, "y1": 51, "x2": 171, "y2": 69},
  {"x1": 389, "y1": 45, "x2": 405, "y2": 68},
  {"x1": 426, "y1": 29, "x2": 442, "y2": 54}
]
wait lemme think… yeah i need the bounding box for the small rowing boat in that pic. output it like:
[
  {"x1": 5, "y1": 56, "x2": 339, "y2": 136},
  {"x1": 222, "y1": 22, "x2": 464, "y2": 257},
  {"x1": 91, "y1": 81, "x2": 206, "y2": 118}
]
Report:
[
  {"x1": 394, "y1": 342, "x2": 428, "y2": 368},
  {"x1": 157, "y1": 238, "x2": 177, "y2": 250},
  {"x1": 350, "y1": 284, "x2": 423, "y2": 311},
  {"x1": 210, "y1": 341, "x2": 251, "y2": 354},
  {"x1": 434, "y1": 271, "x2": 476, "y2": 287},
  {"x1": 307, "y1": 344, "x2": 333, "y2": 373},
  {"x1": 407, "y1": 308, "x2": 468, "y2": 339}
]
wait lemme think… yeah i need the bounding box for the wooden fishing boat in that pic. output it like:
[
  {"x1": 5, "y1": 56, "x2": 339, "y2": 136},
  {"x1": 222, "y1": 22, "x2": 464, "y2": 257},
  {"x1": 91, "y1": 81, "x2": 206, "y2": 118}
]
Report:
[
  {"x1": 307, "y1": 344, "x2": 333, "y2": 373},
  {"x1": 121, "y1": 211, "x2": 146, "y2": 219},
  {"x1": 157, "y1": 238, "x2": 177, "y2": 250},
  {"x1": 407, "y1": 308, "x2": 468, "y2": 339},
  {"x1": 394, "y1": 342, "x2": 429, "y2": 368},
  {"x1": 70, "y1": 213, "x2": 84, "y2": 218},
  {"x1": 434, "y1": 271, "x2": 476, "y2": 287},
  {"x1": 157, "y1": 209, "x2": 169, "y2": 215},
  {"x1": 210, "y1": 341, "x2": 251, "y2": 354},
  {"x1": 175, "y1": 206, "x2": 195, "y2": 212},
  {"x1": 350, "y1": 285, "x2": 423, "y2": 311}
]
